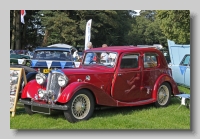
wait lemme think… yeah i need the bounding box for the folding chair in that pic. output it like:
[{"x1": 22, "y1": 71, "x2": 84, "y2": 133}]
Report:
[{"x1": 175, "y1": 93, "x2": 190, "y2": 109}]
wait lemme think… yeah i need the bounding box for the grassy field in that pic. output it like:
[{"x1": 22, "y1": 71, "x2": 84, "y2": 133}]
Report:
[{"x1": 10, "y1": 85, "x2": 190, "y2": 130}]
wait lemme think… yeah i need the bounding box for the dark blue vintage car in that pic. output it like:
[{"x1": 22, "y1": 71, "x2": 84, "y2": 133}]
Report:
[{"x1": 26, "y1": 44, "x2": 77, "y2": 82}]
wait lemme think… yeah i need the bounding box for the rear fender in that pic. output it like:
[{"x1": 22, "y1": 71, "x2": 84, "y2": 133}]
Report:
[{"x1": 152, "y1": 74, "x2": 180, "y2": 99}]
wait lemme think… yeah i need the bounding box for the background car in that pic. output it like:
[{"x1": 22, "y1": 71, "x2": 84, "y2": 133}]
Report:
[
  {"x1": 20, "y1": 46, "x2": 180, "y2": 123},
  {"x1": 167, "y1": 40, "x2": 190, "y2": 88},
  {"x1": 25, "y1": 51, "x2": 34, "y2": 59},
  {"x1": 10, "y1": 49, "x2": 31, "y2": 66},
  {"x1": 25, "y1": 44, "x2": 77, "y2": 83}
]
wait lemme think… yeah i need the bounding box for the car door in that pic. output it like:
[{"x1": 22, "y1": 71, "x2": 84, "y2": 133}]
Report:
[
  {"x1": 180, "y1": 54, "x2": 190, "y2": 87},
  {"x1": 111, "y1": 53, "x2": 142, "y2": 102},
  {"x1": 141, "y1": 53, "x2": 159, "y2": 100},
  {"x1": 170, "y1": 54, "x2": 190, "y2": 87}
]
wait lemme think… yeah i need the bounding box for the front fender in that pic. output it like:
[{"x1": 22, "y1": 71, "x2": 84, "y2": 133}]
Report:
[
  {"x1": 152, "y1": 74, "x2": 180, "y2": 99},
  {"x1": 21, "y1": 80, "x2": 44, "y2": 99},
  {"x1": 57, "y1": 82, "x2": 117, "y2": 106}
]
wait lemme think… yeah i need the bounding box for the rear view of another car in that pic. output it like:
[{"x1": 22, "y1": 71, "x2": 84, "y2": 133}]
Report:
[
  {"x1": 10, "y1": 49, "x2": 30, "y2": 66},
  {"x1": 31, "y1": 47, "x2": 75, "y2": 74}
]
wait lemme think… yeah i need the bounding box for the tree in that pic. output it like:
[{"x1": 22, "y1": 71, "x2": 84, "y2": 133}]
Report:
[
  {"x1": 127, "y1": 10, "x2": 163, "y2": 46},
  {"x1": 11, "y1": 10, "x2": 16, "y2": 50},
  {"x1": 10, "y1": 10, "x2": 41, "y2": 50},
  {"x1": 156, "y1": 10, "x2": 190, "y2": 44},
  {"x1": 38, "y1": 10, "x2": 133, "y2": 47}
]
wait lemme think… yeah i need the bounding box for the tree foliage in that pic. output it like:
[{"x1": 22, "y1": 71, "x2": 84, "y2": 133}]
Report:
[
  {"x1": 10, "y1": 10, "x2": 190, "y2": 50},
  {"x1": 127, "y1": 10, "x2": 167, "y2": 46},
  {"x1": 156, "y1": 10, "x2": 190, "y2": 44},
  {"x1": 39, "y1": 10, "x2": 132, "y2": 47}
]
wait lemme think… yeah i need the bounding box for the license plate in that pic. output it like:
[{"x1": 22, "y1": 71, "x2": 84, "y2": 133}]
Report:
[
  {"x1": 43, "y1": 69, "x2": 51, "y2": 73},
  {"x1": 31, "y1": 105, "x2": 51, "y2": 115}
]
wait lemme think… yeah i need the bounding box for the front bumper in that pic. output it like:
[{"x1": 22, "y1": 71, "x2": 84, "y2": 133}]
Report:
[{"x1": 19, "y1": 99, "x2": 68, "y2": 110}]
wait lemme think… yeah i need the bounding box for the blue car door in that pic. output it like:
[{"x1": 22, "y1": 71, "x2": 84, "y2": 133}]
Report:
[
  {"x1": 182, "y1": 55, "x2": 190, "y2": 87},
  {"x1": 172, "y1": 54, "x2": 190, "y2": 87}
]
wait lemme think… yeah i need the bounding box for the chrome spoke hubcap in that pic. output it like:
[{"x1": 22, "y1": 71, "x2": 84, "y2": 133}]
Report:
[
  {"x1": 158, "y1": 85, "x2": 169, "y2": 105},
  {"x1": 71, "y1": 94, "x2": 90, "y2": 119}
]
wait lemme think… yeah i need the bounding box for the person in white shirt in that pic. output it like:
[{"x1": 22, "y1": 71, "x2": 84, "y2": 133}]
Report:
[
  {"x1": 109, "y1": 52, "x2": 117, "y2": 62},
  {"x1": 84, "y1": 42, "x2": 95, "y2": 64},
  {"x1": 101, "y1": 44, "x2": 109, "y2": 63}
]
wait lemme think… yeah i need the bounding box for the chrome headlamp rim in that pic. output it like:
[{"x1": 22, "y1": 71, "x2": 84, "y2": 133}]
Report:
[
  {"x1": 36, "y1": 73, "x2": 47, "y2": 85},
  {"x1": 58, "y1": 74, "x2": 68, "y2": 87}
]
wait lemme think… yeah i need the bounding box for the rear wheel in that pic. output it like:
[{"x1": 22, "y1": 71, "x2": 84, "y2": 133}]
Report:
[
  {"x1": 22, "y1": 58, "x2": 27, "y2": 65},
  {"x1": 64, "y1": 89, "x2": 95, "y2": 123},
  {"x1": 155, "y1": 82, "x2": 171, "y2": 107}
]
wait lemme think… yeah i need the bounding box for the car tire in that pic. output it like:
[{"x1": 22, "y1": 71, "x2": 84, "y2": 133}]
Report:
[
  {"x1": 155, "y1": 82, "x2": 171, "y2": 107},
  {"x1": 63, "y1": 89, "x2": 95, "y2": 123},
  {"x1": 24, "y1": 104, "x2": 34, "y2": 115},
  {"x1": 22, "y1": 58, "x2": 27, "y2": 66}
]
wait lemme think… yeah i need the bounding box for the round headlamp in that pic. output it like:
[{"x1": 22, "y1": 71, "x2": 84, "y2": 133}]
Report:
[
  {"x1": 38, "y1": 89, "x2": 44, "y2": 98},
  {"x1": 36, "y1": 73, "x2": 47, "y2": 85},
  {"x1": 58, "y1": 75, "x2": 68, "y2": 87}
]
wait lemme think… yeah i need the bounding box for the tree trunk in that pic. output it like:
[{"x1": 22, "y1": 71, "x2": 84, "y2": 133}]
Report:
[
  {"x1": 11, "y1": 10, "x2": 16, "y2": 50},
  {"x1": 15, "y1": 10, "x2": 21, "y2": 50},
  {"x1": 42, "y1": 29, "x2": 49, "y2": 46},
  {"x1": 22, "y1": 22, "x2": 27, "y2": 49}
]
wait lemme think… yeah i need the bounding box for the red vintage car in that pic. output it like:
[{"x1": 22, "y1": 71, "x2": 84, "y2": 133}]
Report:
[{"x1": 20, "y1": 46, "x2": 180, "y2": 123}]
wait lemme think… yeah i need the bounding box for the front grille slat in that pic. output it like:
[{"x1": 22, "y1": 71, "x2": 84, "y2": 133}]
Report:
[
  {"x1": 49, "y1": 73, "x2": 61, "y2": 99},
  {"x1": 46, "y1": 72, "x2": 52, "y2": 91},
  {"x1": 46, "y1": 72, "x2": 62, "y2": 101}
]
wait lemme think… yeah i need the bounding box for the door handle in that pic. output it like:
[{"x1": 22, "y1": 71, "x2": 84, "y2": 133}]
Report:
[{"x1": 118, "y1": 73, "x2": 122, "y2": 76}]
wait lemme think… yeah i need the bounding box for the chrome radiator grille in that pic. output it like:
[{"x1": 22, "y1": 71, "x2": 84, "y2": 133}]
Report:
[{"x1": 46, "y1": 72, "x2": 61, "y2": 100}]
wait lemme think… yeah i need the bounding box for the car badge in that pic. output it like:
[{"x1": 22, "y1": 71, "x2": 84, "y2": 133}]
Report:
[{"x1": 85, "y1": 75, "x2": 90, "y2": 81}]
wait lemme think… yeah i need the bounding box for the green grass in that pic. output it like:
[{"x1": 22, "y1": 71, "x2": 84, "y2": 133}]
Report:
[{"x1": 10, "y1": 86, "x2": 190, "y2": 130}]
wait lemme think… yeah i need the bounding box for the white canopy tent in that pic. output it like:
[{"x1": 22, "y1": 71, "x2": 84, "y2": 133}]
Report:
[{"x1": 47, "y1": 43, "x2": 74, "y2": 49}]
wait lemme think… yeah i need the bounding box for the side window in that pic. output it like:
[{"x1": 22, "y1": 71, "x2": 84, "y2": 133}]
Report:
[
  {"x1": 144, "y1": 53, "x2": 158, "y2": 68},
  {"x1": 180, "y1": 55, "x2": 190, "y2": 66},
  {"x1": 120, "y1": 54, "x2": 139, "y2": 69}
]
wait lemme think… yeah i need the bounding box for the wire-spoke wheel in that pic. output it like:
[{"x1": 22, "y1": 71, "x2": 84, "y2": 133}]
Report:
[
  {"x1": 64, "y1": 89, "x2": 94, "y2": 123},
  {"x1": 155, "y1": 82, "x2": 171, "y2": 107},
  {"x1": 71, "y1": 94, "x2": 91, "y2": 119}
]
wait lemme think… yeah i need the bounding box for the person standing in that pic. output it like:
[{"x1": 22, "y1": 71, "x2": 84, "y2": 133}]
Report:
[
  {"x1": 102, "y1": 44, "x2": 108, "y2": 48},
  {"x1": 84, "y1": 42, "x2": 95, "y2": 64},
  {"x1": 101, "y1": 44, "x2": 109, "y2": 63}
]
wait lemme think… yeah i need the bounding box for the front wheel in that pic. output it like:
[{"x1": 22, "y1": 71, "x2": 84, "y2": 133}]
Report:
[
  {"x1": 64, "y1": 89, "x2": 95, "y2": 123},
  {"x1": 155, "y1": 82, "x2": 171, "y2": 107}
]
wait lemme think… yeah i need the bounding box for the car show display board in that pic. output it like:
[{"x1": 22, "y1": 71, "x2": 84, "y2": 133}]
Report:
[{"x1": 10, "y1": 68, "x2": 27, "y2": 117}]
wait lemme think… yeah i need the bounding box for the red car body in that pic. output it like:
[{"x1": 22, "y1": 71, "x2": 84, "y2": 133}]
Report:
[{"x1": 20, "y1": 46, "x2": 180, "y2": 123}]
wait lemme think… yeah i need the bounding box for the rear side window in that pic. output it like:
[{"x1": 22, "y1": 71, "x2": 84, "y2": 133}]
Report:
[
  {"x1": 120, "y1": 54, "x2": 139, "y2": 69},
  {"x1": 144, "y1": 53, "x2": 158, "y2": 68}
]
